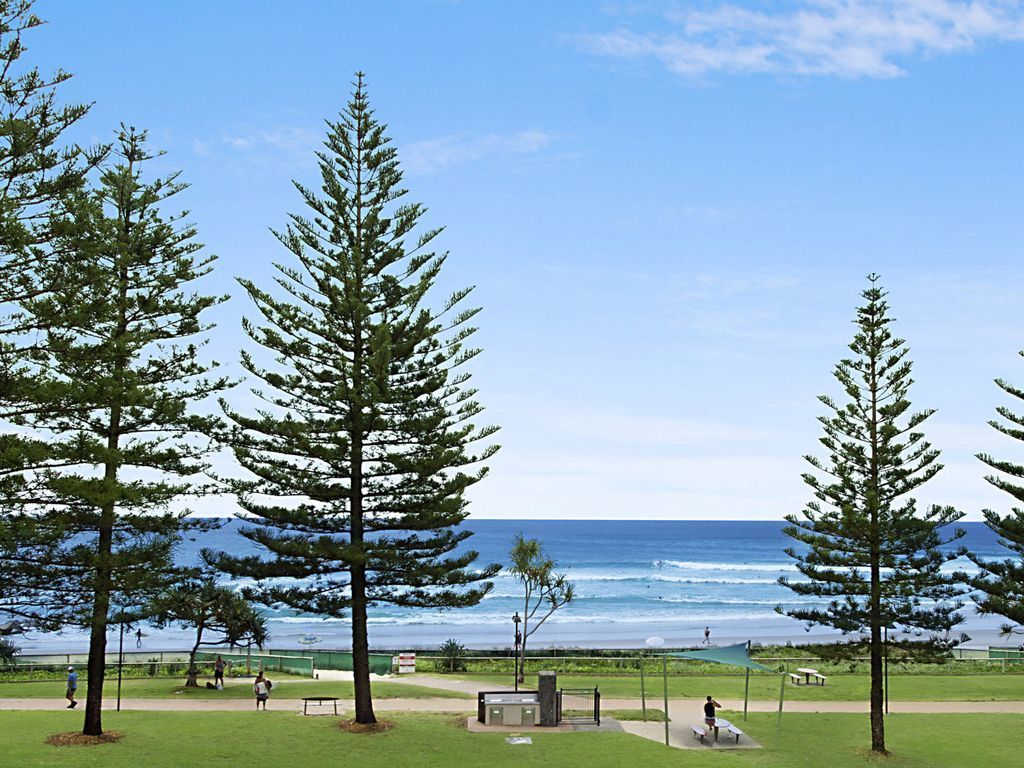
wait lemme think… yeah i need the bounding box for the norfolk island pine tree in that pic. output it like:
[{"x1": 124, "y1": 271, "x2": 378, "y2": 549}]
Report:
[
  {"x1": 778, "y1": 274, "x2": 967, "y2": 754},
  {"x1": 1, "y1": 129, "x2": 230, "y2": 735},
  {"x1": 207, "y1": 74, "x2": 500, "y2": 725},
  {"x1": 0, "y1": 0, "x2": 105, "y2": 623},
  {"x1": 967, "y1": 351, "x2": 1024, "y2": 638}
]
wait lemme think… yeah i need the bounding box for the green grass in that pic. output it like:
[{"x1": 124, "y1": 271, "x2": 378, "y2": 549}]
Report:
[
  {"x1": 606, "y1": 708, "x2": 669, "y2": 722},
  {"x1": 435, "y1": 672, "x2": 1024, "y2": 701},
  {"x1": 0, "y1": 676, "x2": 469, "y2": 700},
  {"x1": 1, "y1": 710, "x2": 1022, "y2": 767}
]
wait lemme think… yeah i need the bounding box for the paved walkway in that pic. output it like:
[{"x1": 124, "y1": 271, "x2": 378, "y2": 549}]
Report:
[{"x1": 4, "y1": 695, "x2": 1024, "y2": 714}]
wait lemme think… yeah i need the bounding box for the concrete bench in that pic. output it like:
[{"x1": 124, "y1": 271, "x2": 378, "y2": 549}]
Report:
[
  {"x1": 813, "y1": 673, "x2": 828, "y2": 686},
  {"x1": 691, "y1": 725, "x2": 708, "y2": 743},
  {"x1": 726, "y1": 724, "x2": 744, "y2": 743},
  {"x1": 788, "y1": 673, "x2": 803, "y2": 684}
]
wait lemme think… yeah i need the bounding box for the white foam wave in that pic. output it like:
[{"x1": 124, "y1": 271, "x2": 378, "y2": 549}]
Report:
[{"x1": 655, "y1": 559, "x2": 800, "y2": 572}]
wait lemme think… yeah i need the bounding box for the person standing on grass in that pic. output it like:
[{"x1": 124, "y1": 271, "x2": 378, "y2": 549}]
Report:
[
  {"x1": 253, "y1": 671, "x2": 270, "y2": 710},
  {"x1": 65, "y1": 667, "x2": 78, "y2": 709},
  {"x1": 214, "y1": 655, "x2": 226, "y2": 689}
]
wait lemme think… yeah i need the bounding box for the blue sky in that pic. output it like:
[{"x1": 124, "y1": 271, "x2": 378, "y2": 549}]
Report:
[{"x1": 33, "y1": 1, "x2": 1024, "y2": 519}]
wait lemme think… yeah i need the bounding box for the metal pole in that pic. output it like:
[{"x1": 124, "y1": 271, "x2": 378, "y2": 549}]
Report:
[
  {"x1": 640, "y1": 654, "x2": 647, "y2": 721},
  {"x1": 662, "y1": 655, "x2": 670, "y2": 747},
  {"x1": 744, "y1": 640, "x2": 751, "y2": 721},
  {"x1": 117, "y1": 614, "x2": 125, "y2": 712}
]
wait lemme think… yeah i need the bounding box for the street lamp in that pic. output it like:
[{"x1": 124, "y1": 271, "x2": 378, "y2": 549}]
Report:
[{"x1": 513, "y1": 612, "x2": 522, "y2": 691}]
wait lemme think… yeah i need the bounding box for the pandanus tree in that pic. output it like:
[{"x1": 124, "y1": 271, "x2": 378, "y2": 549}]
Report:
[
  {"x1": 509, "y1": 534, "x2": 574, "y2": 684},
  {"x1": 152, "y1": 579, "x2": 267, "y2": 686},
  {"x1": 207, "y1": 74, "x2": 500, "y2": 724},
  {"x1": 779, "y1": 275, "x2": 967, "y2": 755}
]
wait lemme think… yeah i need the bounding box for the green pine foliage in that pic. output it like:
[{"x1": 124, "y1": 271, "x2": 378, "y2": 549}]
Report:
[
  {"x1": 207, "y1": 74, "x2": 500, "y2": 724},
  {"x1": 0, "y1": 128, "x2": 229, "y2": 735},
  {"x1": 968, "y1": 352, "x2": 1024, "y2": 638},
  {"x1": 779, "y1": 274, "x2": 966, "y2": 754},
  {"x1": 0, "y1": 0, "x2": 103, "y2": 619}
]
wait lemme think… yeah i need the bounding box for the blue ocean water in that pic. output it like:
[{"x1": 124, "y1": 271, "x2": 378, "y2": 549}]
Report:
[
  {"x1": 163, "y1": 519, "x2": 1006, "y2": 650},
  {"x1": 20, "y1": 519, "x2": 1008, "y2": 652}
]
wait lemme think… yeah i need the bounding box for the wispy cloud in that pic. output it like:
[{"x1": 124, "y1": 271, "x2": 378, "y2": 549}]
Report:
[
  {"x1": 193, "y1": 125, "x2": 322, "y2": 160},
  {"x1": 401, "y1": 129, "x2": 558, "y2": 174},
  {"x1": 577, "y1": 1, "x2": 1024, "y2": 79}
]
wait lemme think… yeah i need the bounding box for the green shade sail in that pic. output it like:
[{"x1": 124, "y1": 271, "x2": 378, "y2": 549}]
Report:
[{"x1": 664, "y1": 642, "x2": 773, "y2": 672}]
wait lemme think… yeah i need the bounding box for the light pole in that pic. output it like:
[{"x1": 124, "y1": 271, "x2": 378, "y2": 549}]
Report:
[{"x1": 513, "y1": 612, "x2": 522, "y2": 691}]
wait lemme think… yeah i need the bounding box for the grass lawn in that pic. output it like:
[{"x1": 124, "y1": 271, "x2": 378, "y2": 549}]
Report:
[
  {"x1": 1, "y1": 710, "x2": 1022, "y2": 767},
  {"x1": 439, "y1": 672, "x2": 1024, "y2": 701},
  {"x1": 0, "y1": 675, "x2": 469, "y2": 700}
]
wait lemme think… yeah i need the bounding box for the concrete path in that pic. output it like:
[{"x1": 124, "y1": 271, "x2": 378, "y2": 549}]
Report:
[
  {"x1": 384, "y1": 674, "x2": 512, "y2": 696},
  {"x1": 4, "y1": 695, "x2": 1024, "y2": 714}
]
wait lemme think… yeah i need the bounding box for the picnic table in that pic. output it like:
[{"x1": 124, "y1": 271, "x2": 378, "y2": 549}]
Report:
[
  {"x1": 796, "y1": 667, "x2": 818, "y2": 685},
  {"x1": 302, "y1": 696, "x2": 339, "y2": 716}
]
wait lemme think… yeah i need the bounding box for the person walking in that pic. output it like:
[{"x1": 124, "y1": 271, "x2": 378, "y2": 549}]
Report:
[
  {"x1": 214, "y1": 655, "x2": 226, "y2": 689},
  {"x1": 135, "y1": 628, "x2": 143, "y2": 648},
  {"x1": 703, "y1": 695, "x2": 722, "y2": 740},
  {"x1": 253, "y1": 671, "x2": 271, "y2": 710},
  {"x1": 65, "y1": 666, "x2": 78, "y2": 709},
  {"x1": 703, "y1": 626, "x2": 711, "y2": 645}
]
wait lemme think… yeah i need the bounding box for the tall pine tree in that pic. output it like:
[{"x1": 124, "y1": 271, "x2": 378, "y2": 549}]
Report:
[
  {"x1": 0, "y1": 0, "x2": 103, "y2": 617},
  {"x1": 2, "y1": 128, "x2": 229, "y2": 735},
  {"x1": 779, "y1": 274, "x2": 966, "y2": 754},
  {"x1": 209, "y1": 74, "x2": 499, "y2": 724},
  {"x1": 967, "y1": 352, "x2": 1024, "y2": 637}
]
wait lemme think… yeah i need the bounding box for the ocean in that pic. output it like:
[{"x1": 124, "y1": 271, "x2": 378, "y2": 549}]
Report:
[{"x1": 17, "y1": 519, "x2": 1011, "y2": 653}]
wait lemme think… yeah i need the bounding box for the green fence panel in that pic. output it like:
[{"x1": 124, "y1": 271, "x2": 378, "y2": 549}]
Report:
[
  {"x1": 196, "y1": 650, "x2": 314, "y2": 677},
  {"x1": 268, "y1": 648, "x2": 394, "y2": 675}
]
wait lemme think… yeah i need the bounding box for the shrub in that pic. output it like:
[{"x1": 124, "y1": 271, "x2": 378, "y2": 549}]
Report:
[{"x1": 438, "y1": 639, "x2": 467, "y2": 673}]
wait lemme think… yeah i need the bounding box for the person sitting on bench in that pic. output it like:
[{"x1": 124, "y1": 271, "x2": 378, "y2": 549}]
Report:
[{"x1": 704, "y1": 695, "x2": 722, "y2": 739}]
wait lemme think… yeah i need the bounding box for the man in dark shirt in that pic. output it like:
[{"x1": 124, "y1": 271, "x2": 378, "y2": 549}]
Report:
[{"x1": 704, "y1": 695, "x2": 722, "y2": 739}]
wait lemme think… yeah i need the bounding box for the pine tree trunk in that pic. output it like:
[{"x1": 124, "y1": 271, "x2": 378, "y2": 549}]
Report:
[
  {"x1": 351, "y1": 565, "x2": 375, "y2": 723},
  {"x1": 869, "y1": 603, "x2": 886, "y2": 752},
  {"x1": 82, "y1": 507, "x2": 113, "y2": 736},
  {"x1": 186, "y1": 627, "x2": 204, "y2": 687}
]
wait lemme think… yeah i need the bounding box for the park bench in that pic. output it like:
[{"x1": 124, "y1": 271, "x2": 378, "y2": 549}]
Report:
[
  {"x1": 788, "y1": 673, "x2": 802, "y2": 684},
  {"x1": 726, "y1": 724, "x2": 744, "y2": 743},
  {"x1": 691, "y1": 725, "x2": 708, "y2": 743},
  {"x1": 302, "y1": 696, "x2": 339, "y2": 716},
  {"x1": 812, "y1": 673, "x2": 828, "y2": 686}
]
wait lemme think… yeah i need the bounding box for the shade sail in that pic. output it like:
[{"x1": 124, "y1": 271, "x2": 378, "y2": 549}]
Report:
[{"x1": 664, "y1": 642, "x2": 773, "y2": 672}]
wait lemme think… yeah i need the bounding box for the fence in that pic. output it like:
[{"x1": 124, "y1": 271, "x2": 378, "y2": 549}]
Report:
[
  {"x1": 269, "y1": 648, "x2": 393, "y2": 676},
  {"x1": 411, "y1": 649, "x2": 1024, "y2": 676},
  {"x1": 196, "y1": 650, "x2": 314, "y2": 677}
]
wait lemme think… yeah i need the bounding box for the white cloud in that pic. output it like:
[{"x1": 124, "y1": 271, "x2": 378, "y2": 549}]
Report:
[
  {"x1": 401, "y1": 129, "x2": 558, "y2": 174},
  {"x1": 577, "y1": 1, "x2": 1024, "y2": 79}
]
